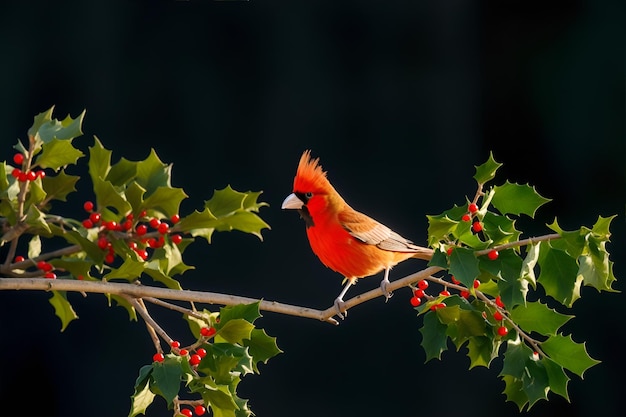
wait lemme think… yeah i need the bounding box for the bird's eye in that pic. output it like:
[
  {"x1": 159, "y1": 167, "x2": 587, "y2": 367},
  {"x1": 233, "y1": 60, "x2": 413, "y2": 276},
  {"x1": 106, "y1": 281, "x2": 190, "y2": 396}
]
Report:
[{"x1": 305, "y1": 192, "x2": 313, "y2": 199}]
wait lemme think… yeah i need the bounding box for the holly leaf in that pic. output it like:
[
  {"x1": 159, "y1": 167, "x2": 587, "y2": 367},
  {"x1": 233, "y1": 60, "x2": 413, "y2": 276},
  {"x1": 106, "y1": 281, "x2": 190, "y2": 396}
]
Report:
[
  {"x1": 88, "y1": 137, "x2": 112, "y2": 181},
  {"x1": 103, "y1": 258, "x2": 146, "y2": 281},
  {"x1": 419, "y1": 311, "x2": 449, "y2": 361},
  {"x1": 93, "y1": 177, "x2": 132, "y2": 217},
  {"x1": 522, "y1": 359, "x2": 550, "y2": 408},
  {"x1": 537, "y1": 242, "x2": 581, "y2": 307},
  {"x1": 216, "y1": 319, "x2": 254, "y2": 345},
  {"x1": 546, "y1": 218, "x2": 586, "y2": 258},
  {"x1": 219, "y1": 302, "x2": 262, "y2": 325},
  {"x1": 448, "y1": 247, "x2": 480, "y2": 288},
  {"x1": 136, "y1": 149, "x2": 172, "y2": 195},
  {"x1": 107, "y1": 157, "x2": 138, "y2": 187},
  {"x1": 49, "y1": 291, "x2": 78, "y2": 331},
  {"x1": 32, "y1": 109, "x2": 85, "y2": 144},
  {"x1": 140, "y1": 186, "x2": 188, "y2": 218},
  {"x1": 41, "y1": 170, "x2": 80, "y2": 202},
  {"x1": 128, "y1": 366, "x2": 155, "y2": 417},
  {"x1": 542, "y1": 357, "x2": 571, "y2": 401},
  {"x1": 466, "y1": 336, "x2": 500, "y2": 368},
  {"x1": 152, "y1": 357, "x2": 183, "y2": 406},
  {"x1": 473, "y1": 152, "x2": 502, "y2": 184},
  {"x1": 491, "y1": 181, "x2": 551, "y2": 217},
  {"x1": 36, "y1": 138, "x2": 84, "y2": 171},
  {"x1": 509, "y1": 302, "x2": 572, "y2": 336},
  {"x1": 541, "y1": 334, "x2": 600, "y2": 378},
  {"x1": 501, "y1": 375, "x2": 528, "y2": 411},
  {"x1": 243, "y1": 329, "x2": 282, "y2": 372}
]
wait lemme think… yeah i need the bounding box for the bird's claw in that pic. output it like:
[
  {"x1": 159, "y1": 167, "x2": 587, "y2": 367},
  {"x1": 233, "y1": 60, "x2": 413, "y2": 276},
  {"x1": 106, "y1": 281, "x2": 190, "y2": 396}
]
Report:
[
  {"x1": 380, "y1": 278, "x2": 393, "y2": 302},
  {"x1": 333, "y1": 297, "x2": 348, "y2": 320}
]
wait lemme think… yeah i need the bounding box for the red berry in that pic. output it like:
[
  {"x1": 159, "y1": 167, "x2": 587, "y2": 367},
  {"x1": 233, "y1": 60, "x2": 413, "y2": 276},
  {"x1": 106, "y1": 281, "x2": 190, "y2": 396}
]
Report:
[
  {"x1": 105, "y1": 221, "x2": 118, "y2": 231},
  {"x1": 461, "y1": 214, "x2": 471, "y2": 222},
  {"x1": 105, "y1": 253, "x2": 115, "y2": 264},
  {"x1": 189, "y1": 354, "x2": 202, "y2": 366},
  {"x1": 122, "y1": 219, "x2": 133, "y2": 231},
  {"x1": 196, "y1": 348, "x2": 207, "y2": 358},
  {"x1": 451, "y1": 276, "x2": 459, "y2": 284},
  {"x1": 139, "y1": 210, "x2": 147, "y2": 218},
  {"x1": 430, "y1": 302, "x2": 446, "y2": 311},
  {"x1": 180, "y1": 408, "x2": 193, "y2": 417},
  {"x1": 136, "y1": 249, "x2": 149, "y2": 260},
  {"x1": 89, "y1": 212, "x2": 101, "y2": 224},
  {"x1": 194, "y1": 405, "x2": 206, "y2": 416},
  {"x1": 13, "y1": 153, "x2": 24, "y2": 165},
  {"x1": 493, "y1": 311, "x2": 503, "y2": 321},
  {"x1": 153, "y1": 352, "x2": 164, "y2": 363},
  {"x1": 136, "y1": 224, "x2": 148, "y2": 236},
  {"x1": 97, "y1": 237, "x2": 110, "y2": 250},
  {"x1": 157, "y1": 222, "x2": 169, "y2": 234},
  {"x1": 36, "y1": 170, "x2": 46, "y2": 179},
  {"x1": 11, "y1": 168, "x2": 21, "y2": 178},
  {"x1": 413, "y1": 288, "x2": 425, "y2": 298},
  {"x1": 149, "y1": 218, "x2": 161, "y2": 229},
  {"x1": 440, "y1": 290, "x2": 451, "y2": 297},
  {"x1": 468, "y1": 203, "x2": 478, "y2": 213},
  {"x1": 472, "y1": 221, "x2": 483, "y2": 233},
  {"x1": 460, "y1": 290, "x2": 470, "y2": 299},
  {"x1": 488, "y1": 250, "x2": 499, "y2": 260},
  {"x1": 171, "y1": 234, "x2": 183, "y2": 245},
  {"x1": 200, "y1": 327, "x2": 216, "y2": 338},
  {"x1": 171, "y1": 214, "x2": 180, "y2": 224},
  {"x1": 495, "y1": 295, "x2": 505, "y2": 308},
  {"x1": 497, "y1": 326, "x2": 508, "y2": 337},
  {"x1": 446, "y1": 247, "x2": 454, "y2": 256},
  {"x1": 44, "y1": 272, "x2": 56, "y2": 279},
  {"x1": 417, "y1": 280, "x2": 429, "y2": 290},
  {"x1": 179, "y1": 349, "x2": 189, "y2": 356},
  {"x1": 128, "y1": 241, "x2": 138, "y2": 250},
  {"x1": 473, "y1": 279, "x2": 480, "y2": 289},
  {"x1": 82, "y1": 219, "x2": 94, "y2": 228},
  {"x1": 18, "y1": 171, "x2": 28, "y2": 182},
  {"x1": 26, "y1": 171, "x2": 37, "y2": 181},
  {"x1": 14, "y1": 255, "x2": 25, "y2": 263},
  {"x1": 170, "y1": 340, "x2": 180, "y2": 348},
  {"x1": 77, "y1": 275, "x2": 84, "y2": 280},
  {"x1": 83, "y1": 201, "x2": 94, "y2": 212},
  {"x1": 410, "y1": 296, "x2": 421, "y2": 307},
  {"x1": 126, "y1": 213, "x2": 134, "y2": 221},
  {"x1": 37, "y1": 261, "x2": 53, "y2": 272}
]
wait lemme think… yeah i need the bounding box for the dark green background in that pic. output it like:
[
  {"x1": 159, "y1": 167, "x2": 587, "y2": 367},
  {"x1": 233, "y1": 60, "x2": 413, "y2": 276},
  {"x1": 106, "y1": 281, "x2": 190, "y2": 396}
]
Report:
[{"x1": 0, "y1": 1, "x2": 624, "y2": 416}]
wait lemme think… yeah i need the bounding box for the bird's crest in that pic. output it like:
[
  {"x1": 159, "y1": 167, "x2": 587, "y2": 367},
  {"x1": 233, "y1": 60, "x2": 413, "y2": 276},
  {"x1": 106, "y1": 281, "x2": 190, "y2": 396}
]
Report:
[{"x1": 294, "y1": 150, "x2": 332, "y2": 194}]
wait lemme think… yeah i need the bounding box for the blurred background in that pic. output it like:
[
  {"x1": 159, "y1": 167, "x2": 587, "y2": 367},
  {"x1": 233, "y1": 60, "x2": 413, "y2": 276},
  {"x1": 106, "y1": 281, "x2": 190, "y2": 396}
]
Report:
[{"x1": 0, "y1": 0, "x2": 624, "y2": 416}]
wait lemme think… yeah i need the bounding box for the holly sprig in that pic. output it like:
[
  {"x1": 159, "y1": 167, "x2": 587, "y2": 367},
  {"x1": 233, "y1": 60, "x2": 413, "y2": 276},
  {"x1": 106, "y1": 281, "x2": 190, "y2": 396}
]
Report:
[
  {"x1": 419, "y1": 152, "x2": 617, "y2": 410},
  {"x1": 0, "y1": 107, "x2": 280, "y2": 417}
]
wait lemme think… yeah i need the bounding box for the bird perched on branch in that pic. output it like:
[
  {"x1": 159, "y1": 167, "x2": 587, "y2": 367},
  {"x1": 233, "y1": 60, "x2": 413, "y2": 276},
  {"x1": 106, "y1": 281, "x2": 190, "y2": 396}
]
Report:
[{"x1": 282, "y1": 150, "x2": 433, "y2": 318}]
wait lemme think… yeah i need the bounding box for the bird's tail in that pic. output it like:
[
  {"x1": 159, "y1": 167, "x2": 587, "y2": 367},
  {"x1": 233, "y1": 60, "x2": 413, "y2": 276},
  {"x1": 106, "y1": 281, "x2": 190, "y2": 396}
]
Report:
[{"x1": 410, "y1": 246, "x2": 434, "y2": 261}]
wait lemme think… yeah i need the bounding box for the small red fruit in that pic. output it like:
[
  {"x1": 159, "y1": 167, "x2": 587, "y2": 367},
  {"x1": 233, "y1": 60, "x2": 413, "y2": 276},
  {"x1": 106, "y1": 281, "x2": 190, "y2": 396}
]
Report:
[
  {"x1": 13, "y1": 153, "x2": 24, "y2": 165},
  {"x1": 472, "y1": 221, "x2": 483, "y2": 233},
  {"x1": 26, "y1": 171, "x2": 37, "y2": 181},
  {"x1": 82, "y1": 219, "x2": 94, "y2": 228},
  {"x1": 171, "y1": 234, "x2": 183, "y2": 245},
  {"x1": 200, "y1": 327, "x2": 216, "y2": 338},
  {"x1": 128, "y1": 241, "x2": 138, "y2": 250},
  {"x1": 83, "y1": 201, "x2": 94, "y2": 212},
  {"x1": 122, "y1": 219, "x2": 133, "y2": 231},
  {"x1": 413, "y1": 288, "x2": 425, "y2": 298},
  {"x1": 194, "y1": 405, "x2": 206, "y2": 416},
  {"x1": 104, "y1": 220, "x2": 118, "y2": 231},
  {"x1": 497, "y1": 326, "x2": 508, "y2": 337},
  {"x1": 14, "y1": 255, "x2": 25, "y2": 263},
  {"x1": 36, "y1": 170, "x2": 46, "y2": 178},
  {"x1": 440, "y1": 290, "x2": 451, "y2": 297},
  {"x1": 37, "y1": 261, "x2": 53, "y2": 272},
  {"x1": 473, "y1": 279, "x2": 480, "y2": 289},
  {"x1": 157, "y1": 222, "x2": 169, "y2": 234},
  {"x1": 136, "y1": 224, "x2": 148, "y2": 236},
  {"x1": 461, "y1": 214, "x2": 471, "y2": 222},
  {"x1": 468, "y1": 203, "x2": 478, "y2": 213},
  {"x1": 18, "y1": 171, "x2": 28, "y2": 182},
  {"x1": 179, "y1": 349, "x2": 189, "y2": 356},
  {"x1": 196, "y1": 348, "x2": 207, "y2": 358},
  {"x1": 488, "y1": 250, "x2": 499, "y2": 260},
  {"x1": 189, "y1": 354, "x2": 202, "y2": 366},
  {"x1": 430, "y1": 302, "x2": 446, "y2": 311},
  {"x1": 451, "y1": 276, "x2": 459, "y2": 284},
  {"x1": 410, "y1": 296, "x2": 421, "y2": 307},
  {"x1": 153, "y1": 352, "x2": 165, "y2": 362},
  {"x1": 149, "y1": 218, "x2": 161, "y2": 229},
  {"x1": 170, "y1": 341, "x2": 181, "y2": 349},
  {"x1": 89, "y1": 212, "x2": 101, "y2": 224},
  {"x1": 180, "y1": 408, "x2": 193, "y2": 417},
  {"x1": 136, "y1": 248, "x2": 149, "y2": 260},
  {"x1": 493, "y1": 311, "x2": 503, "y2": 321},
  {"x1": 44, "y1": 272, "x2": 56, "y2": 279},
  {"x1": 97, "y1": 237, "x2": 110, "y2": 250},
  {"x1": 495, "y1": 295, "x2": 505, "y2": 308},
  {"x1": 460, "y1": 290, "x2": 470, "y2": 299},
  {"x1": 105, "y1": 253, "x2": 115, "y2": 264},
  {"x1": 11, "y1": 168, "x2": 21, "y2": 178},
  {"x1": 446, "y1": 247, "x2": 454, "y2": 256},
  {"x1": 171, "y1": 214, "x2": 180, "y2": 224},
  {"x1": 417, "y1": 280, "x2": 429, "y2": 290}
]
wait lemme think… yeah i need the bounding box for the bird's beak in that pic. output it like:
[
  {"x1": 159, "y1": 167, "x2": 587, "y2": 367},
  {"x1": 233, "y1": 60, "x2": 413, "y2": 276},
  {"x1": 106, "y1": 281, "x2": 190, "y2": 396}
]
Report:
[{"x1": 281, "y1": 193, "x2": 303, "y2": 210}]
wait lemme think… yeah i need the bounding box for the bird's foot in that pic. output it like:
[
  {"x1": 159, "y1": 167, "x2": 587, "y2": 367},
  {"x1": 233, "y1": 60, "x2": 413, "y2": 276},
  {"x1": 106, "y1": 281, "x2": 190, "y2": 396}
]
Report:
[
  {"x1": 380, "y1": 278, "x2": 393, "y2": 302},
  {"x1": 333, "y1": 297, "x2": 348, "y2": 320}
]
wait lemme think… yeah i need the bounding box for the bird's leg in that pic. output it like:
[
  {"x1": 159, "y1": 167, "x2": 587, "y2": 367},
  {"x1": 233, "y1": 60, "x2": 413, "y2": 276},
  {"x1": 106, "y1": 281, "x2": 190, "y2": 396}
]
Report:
[
  {"x1": 333, "y1": 279, "x2": 355, "y2": 320},
  {"x1": 380, "y1": 268, "x2": 393, "y2": 302}
]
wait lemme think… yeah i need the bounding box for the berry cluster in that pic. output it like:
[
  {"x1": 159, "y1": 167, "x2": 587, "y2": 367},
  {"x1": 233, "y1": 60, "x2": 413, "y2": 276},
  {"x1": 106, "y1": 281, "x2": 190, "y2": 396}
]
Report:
[
  {"x1": 81, "y1": 201, "x2": 183, "y2": 264},
  {"x1": 10, "y1": 153, "x2": 46, "y2": 182},
  {"x1": 179, "y1": 405, "x2": 207, "y2": 417},
  {"x1": 12, "y1": 255, "x2": 57, "y2": 278}
]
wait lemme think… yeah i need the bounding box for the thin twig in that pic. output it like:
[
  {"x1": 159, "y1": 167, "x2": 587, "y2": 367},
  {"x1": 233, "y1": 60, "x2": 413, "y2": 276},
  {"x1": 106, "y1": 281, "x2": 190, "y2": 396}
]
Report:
[
  {"x1": 136, "y1": 298, "x2": 162, "y2": 352},
  {"x1": 123, "y1": 295, "x2": 173, "y2": 345},
  {"x1": 143, "y1": 297, "x2": 206, "y2": 320}
]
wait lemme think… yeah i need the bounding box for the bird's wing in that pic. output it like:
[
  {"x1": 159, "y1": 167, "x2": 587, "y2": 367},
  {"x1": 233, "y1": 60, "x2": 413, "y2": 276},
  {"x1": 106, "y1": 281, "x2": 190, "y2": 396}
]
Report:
[{"x1": 338, "y1": 208, "x2": 420, "y2": 253}]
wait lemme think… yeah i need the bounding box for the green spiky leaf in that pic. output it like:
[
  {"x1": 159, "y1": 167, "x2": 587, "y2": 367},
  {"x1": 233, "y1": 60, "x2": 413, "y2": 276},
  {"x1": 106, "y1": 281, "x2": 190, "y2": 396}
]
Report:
[
  {"x1": 537, "y1": 242, "x2": 581, "y2": 307},
  {"x1": 49, "y1": 291, "x2": 78, "y2": 331},
  {"x1": 509, "y1": 302, "x2": 572, "y2": 336},
  {"x1": 541, "y1": 334, "x2": 600, "y2": 378},
  {"x1": 473, "y1": 152, "x2": 502, "y2": 184},
  {"x1": 41, "y1": 169, "x2": 80, "y2": 202},
  {"x1": 491, "y1": 181, "x2": 551, "y2": 217},
  {"x1": 36, "y1": 138, "x2": 84, "y2": 170}
]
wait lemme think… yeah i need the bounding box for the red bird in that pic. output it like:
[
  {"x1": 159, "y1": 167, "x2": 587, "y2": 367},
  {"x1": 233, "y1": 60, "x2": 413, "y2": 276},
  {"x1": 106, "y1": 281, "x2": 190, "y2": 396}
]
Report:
[{"x1": 282, "y1": 150, "x2": 433, "y2": 318}]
